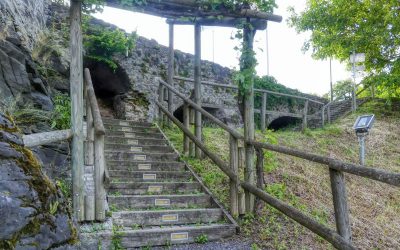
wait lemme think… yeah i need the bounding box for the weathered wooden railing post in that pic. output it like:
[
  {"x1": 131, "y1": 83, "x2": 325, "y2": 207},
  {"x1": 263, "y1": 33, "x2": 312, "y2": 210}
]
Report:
[
  {"x1": 302, "y1": 99, "x2": 309, "y2": 131},
  {"x1": 194, "y1": 22, "x2": 203, "y2": 159},
  {"x1": 261, "y1": 92, "x2": 267, "y2": 132},
  {"x1": 189, "y1": 107, "x2": 195, "y2": 157},
  {"x1": 255, "y1": 147, "x2": 265, "y2": 210},
  {"x1": 327, "y1": 105, "x2": 331, "y2": 124},
  {"x1": 321, "y1": 106, "x2": 325, "y2": 127},
  {"x1": 94, "y1": 131, "x2": 106, "y2": 221},
  {"x1": 167, "y1": 23, "x2": 175, "y2": 126},
  {"x1": 70, "y1": 0, "x2": 84, "y2": 221},
  {"x1": 158, "y1": 82, "x2": 164, "y2": 126},
  {"x1": 229, "y1": 135, "x2": 239, "y2": 217},
  {"x1": 183, "y1": 102, "x2": 190, "y2": 155},
  {"x1": 329, "y1": 167, "x2": 352, "y2": 243},
  {"x1": 242, "y1": 19, "x2": 256, "y2": 213},
  {"x1": 238, "y1": 146, "x2": 246, "y2": 215}
]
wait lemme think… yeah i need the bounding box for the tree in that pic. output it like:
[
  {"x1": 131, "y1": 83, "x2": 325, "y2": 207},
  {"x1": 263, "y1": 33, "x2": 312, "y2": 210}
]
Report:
[{"x1": 289, "y1": 0, "x2": 400, "y2": 98}]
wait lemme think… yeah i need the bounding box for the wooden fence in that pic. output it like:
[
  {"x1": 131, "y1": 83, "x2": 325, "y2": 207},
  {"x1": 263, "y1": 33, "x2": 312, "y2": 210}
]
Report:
[
  {"x1": 157, "y1": 78, "x2": 400, "y2": 250},
  {"x1": 21, "y1": 68, "x2": 108, "y2": 222}
]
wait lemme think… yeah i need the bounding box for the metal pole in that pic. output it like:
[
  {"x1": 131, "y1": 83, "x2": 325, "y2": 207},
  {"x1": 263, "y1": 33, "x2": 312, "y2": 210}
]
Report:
[
  {"x1": 266, "y1": 28, "x2": 270, "y2": 76},
  {"x1": 358, "y1": 134, "x2": 365, "y2": 166},
  {"x1": 351, "y1": 51, "x2": 357, "y2": 111}
]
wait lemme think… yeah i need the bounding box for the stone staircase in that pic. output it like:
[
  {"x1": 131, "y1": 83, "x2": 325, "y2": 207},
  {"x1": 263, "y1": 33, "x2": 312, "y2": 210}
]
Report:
[{"x1": 102, "y1": 118, "x2": 237, "y2": 248}]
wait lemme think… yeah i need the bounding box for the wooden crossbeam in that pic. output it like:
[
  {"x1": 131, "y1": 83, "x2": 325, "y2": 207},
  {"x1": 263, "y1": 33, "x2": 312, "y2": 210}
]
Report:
[{"x1": 166, "y1": 18, "x2": 267, "y2": 30}]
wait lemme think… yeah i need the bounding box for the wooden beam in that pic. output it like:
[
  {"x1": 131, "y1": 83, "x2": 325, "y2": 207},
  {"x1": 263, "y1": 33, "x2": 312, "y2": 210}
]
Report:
[
  {"x1": 194, "y1": 23, "x2": 202, "y2": 159},
  {"x1": 229, "y1": 135, "x2": 239, "y2": 217},
  {"x1": 260, "y1": 93, "x2": 267, "y2": 132},
  {"x1": 84, "y1": 69, "x2": 105, "y2": 135},
  {"x1": 167, "y1": 18, "x2": 267, "y2": 30},
  {"x1": 302, "y1": 99, "x2": 309, "y2": 131},
  {"x1": 167, "y1": 23, "x2": 174, "y2": 126},
  {"x1": 70, "y1": 0, "x2": 85, "y2": 222},
  {"x1": 22, "y1": 129, "x2": 73, "y2": 147},
  {"x1": 242, "y1": 20, "x2": 256, "y2": 213}
]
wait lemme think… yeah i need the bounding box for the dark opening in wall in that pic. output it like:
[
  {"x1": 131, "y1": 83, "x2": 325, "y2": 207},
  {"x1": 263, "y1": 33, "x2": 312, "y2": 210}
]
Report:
[
  {"x1": 84, "y1": 59, "x2": 130, "y2": 98},
  {"x1": 173, "y1": 105, "x2": 227, "y2": 125},
  {"x1": 268, "y1": 116, "x2": 302, "y2": 131}
]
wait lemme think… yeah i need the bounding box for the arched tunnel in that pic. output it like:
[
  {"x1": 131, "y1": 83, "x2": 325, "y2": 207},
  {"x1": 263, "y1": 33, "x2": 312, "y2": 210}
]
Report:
[
  {"x1": 173, "y1": 105, "x2": 227, "y2": 125},
  {"x1": 267, "y1": 116, "x2": 302, "y2": 131}
]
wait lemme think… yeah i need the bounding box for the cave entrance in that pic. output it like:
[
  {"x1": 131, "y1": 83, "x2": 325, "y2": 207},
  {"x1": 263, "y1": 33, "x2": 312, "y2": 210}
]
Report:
[
  {"x1": 268, "y1": 116, "x2": 302, "y2": 131},
  {"x1": 84, "y1": 59, "x2": 131, "y2": 118},
  {"x1": 173, "y1": 105, "x2": 226, "y2": 125}
]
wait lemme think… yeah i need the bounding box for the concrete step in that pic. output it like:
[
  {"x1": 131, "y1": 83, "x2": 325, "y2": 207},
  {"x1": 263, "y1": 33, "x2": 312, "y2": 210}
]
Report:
[
  {"x1": 105, "y1": 145, "x2": 174, "y2": 153},
  {"x1": 105, "y1": 152, "x2": 178, "y2": 162},
  {"x1": 112, "y1": 208, "x2": 224, "y2": 227},
  {"x1": 105, "y1": 138, "x2": 168, "y2": 146},
  {"x1": 108, "y1": 170, "x2": 192, "y2": 181},
  {"x1": 108, "y1": 182, "x2": 202, "y2": 195},
  {"x1": 105, "y1": 131, "x2": 164, "y2": 139},
  {"x1": 106, "y1": 161, "x2": 186, "y2": 171},
  {"x1": 108, "y1": 194, "x2": 213, "y2": 210},
  {"x1": 102, "y1": 118, "x2": 153, "y2": 127},
  {"x1": 86, "y1": 224, "x2": 236, "y2": 248},
  {"x1": 105, "y1": 124, "x2": 160, "y2": 133}
]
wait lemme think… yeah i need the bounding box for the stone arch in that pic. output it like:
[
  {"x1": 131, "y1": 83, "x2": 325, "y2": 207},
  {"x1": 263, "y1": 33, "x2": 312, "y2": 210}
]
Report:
[
  {"x1": 268, "y1": 116, "x2": 302, "y2": 131},
  {"x1": 173, "y1": 105, "x2": 228, "y2": 125}
]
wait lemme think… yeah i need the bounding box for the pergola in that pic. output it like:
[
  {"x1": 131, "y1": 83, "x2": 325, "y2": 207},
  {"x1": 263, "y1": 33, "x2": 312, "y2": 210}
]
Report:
[{"x1": 69, "y1": 0, "x2": 282, "y2": 221}]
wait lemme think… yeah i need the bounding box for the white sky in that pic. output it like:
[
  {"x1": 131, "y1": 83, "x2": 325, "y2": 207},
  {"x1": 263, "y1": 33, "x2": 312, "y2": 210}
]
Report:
[{"x1": 93, "y1": 0, "x2": 351, "y2": 96}]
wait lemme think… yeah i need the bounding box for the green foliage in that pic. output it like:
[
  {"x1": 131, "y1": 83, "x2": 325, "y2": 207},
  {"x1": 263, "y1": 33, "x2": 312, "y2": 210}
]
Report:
[
  {"x1": 51, "y1": 93, "x2": 71, "y2": 130},
  {"x1": 322, "y1": 79, "x2": 353, "y2": 101},
  {"x1": 84, "y1": 22, "x2": 137, "y2": 71},
  {"x1": 289, "y1": 0, "x2": 400, "y2": 98},
  {"x1": 194, "y1": 234, "x2": 209, "y2": 244}
]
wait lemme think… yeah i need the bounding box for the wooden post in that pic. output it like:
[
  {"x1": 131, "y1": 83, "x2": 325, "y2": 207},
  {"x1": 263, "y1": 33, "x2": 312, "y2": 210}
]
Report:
[
  {"x1": 183, "y1": 102, "x2": 190, "y2": 155},
  {"x1": 70, "y1": 0, "x2": 84, "y2": 222},
  {"x1": 261, "y1": 92, "x2": 267, "y2": 132},
  {"x1": 194, "y1": 23, "x2": 202, "y2": 159},
  {"x1": 255, "y1": 148, "x2": 265, "y2": 210},
  {"x1": 238, "y1": 146, "x2": 246, "y2": 215},
  {"x1": 242, "y1": 20, "x2": 256, "y2": 213},
  {"x1": 94, "y1": 134, "x2": 106, "y2": 221},
  {"x1": 229, "y1": 135, "x2": 239, "y2": 217},
  {"x1": 189, "y1": 107, "x2": 195, "y2": 157},
  {"x1": 158, "y1": 83, "x2": 164, "y2": 125},
  {"x1": 321, "y1": 106, "x2": 325, "y2": 127},
  {"x1": 327, "y1": 105, "x2": 331, "y2": 124},
  {"x1": 167, "y1": 24, "x2": 175, "y2": 126},
  {"x1": 329, "y1": 168, "x2": 352, "y2": 243},
  {"x1": 302, "y1": 99, "x2": 309, "y2": 131},
  {"x1": 85, "y1": 96, "x2": 94, "y2": 166}
]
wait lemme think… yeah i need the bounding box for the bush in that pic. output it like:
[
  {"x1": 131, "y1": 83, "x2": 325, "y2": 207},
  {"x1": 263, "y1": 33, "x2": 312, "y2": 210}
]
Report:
[{"x1": 51, "y1": 93, "x2": 71, "y2": 130}]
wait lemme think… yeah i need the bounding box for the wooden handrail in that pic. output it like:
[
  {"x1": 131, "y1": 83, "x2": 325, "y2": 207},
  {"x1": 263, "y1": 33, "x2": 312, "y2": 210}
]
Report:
[
  {"x1": 159, "y1": 78, "x2": 244, "y2": 140},
  {"x1": 248, "y1": 140, "x2": 400, "y2": 187},
  {"x1": 174, "y1": 76, "x2": 325, "y2": 105},
  {"x1": 156, "y1": 101, "x2": 354, "y2": 250},
  {"x1": 84, "y1": 68, "x2": 105, "y2": 135},
  {"x1": 22, "y1": 129, "x2": 73, "y2": 147}
]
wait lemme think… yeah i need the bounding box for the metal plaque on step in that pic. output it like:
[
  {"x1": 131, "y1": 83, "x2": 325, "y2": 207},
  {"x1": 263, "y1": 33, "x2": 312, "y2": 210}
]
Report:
[
  {"x1": 148, "y1": 185, "x2": 162, "y2": 193},
  {"x1": 171, "y1": 232, "x2": 188, "y2": 241},
  {"x1": 134, "y1": 155, "x2": 146, "y2": 161},
  {"x1": 127, "y1": 139, "x2": 138, "y2": 145},
  {"x1": 119, "y1": 121, "x2": 129, "y2": 126},
  {"x1": 162, "y1": 214, "x2": 178, "y2": 222},
  {"x1": 130, "y1": 147, "x2": 143, "y2": 152},
  {"x1": 124, "y1": 133, "x2": 135, "y2": 138},
  {"x1": 155, "y1": 199, "x2": 170, "y2": 206},
  {"x1": 138, "y1": 164, "x2": 151, "y2": 170},
  {"x1": 122, "y1": 127, "x2": 132, "y2": 132},
  {"x1": 143, "y1": 174, "x2": 156, "y2": 180}
]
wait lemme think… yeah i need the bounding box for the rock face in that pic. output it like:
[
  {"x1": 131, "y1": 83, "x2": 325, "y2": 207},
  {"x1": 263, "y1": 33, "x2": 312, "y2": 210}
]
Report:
[{"x1": 0, "y1": 114, "x2": 77, "y2": 249}]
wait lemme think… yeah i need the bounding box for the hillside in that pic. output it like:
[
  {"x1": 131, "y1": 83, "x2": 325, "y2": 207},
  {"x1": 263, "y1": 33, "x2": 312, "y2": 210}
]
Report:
[{"x1": 163, "y1": 100, "x2": 400, "y2": 249}]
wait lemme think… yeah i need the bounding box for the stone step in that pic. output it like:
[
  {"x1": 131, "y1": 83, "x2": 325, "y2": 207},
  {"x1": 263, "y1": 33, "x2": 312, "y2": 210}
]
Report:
[
  {"x1": 105, "y1": 131, "x2": 164, "y2": 139},
  {"x1": 106, "y1": 161, "x2": 186, "y2": 171},
  {"x1": 105, "y1": 152, "x2": 178, "y2": 162},
  {"x1": 109, "y1": 170, "x2": 191, "y2": 181},
  {"x1": 112, "y1": 208, "x2": 224, "y2": 227},
  {"x1": 105, "y1": 144, "x2": 174, "y2": 153},
  {"x1": 86, "y1": 224, "x2": 236, "y2": 248},
  {"x1": 108, "y1": 182, "x2": 202, "y2": 195},
  {"x1": 102, "y1": 118, "x2": 153, "y2": 127},
  {"x1": 105, "y1": 138, "x2": 168, "y2": 146},
  {"x1": 105, "y1": 124, "x2": 160, "y2": 133},
  {"x1": 108, "y1": 194, "x2": 213, "y2": 210}
]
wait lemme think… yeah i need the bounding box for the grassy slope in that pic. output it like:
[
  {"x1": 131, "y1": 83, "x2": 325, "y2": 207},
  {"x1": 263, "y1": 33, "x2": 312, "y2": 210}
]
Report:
[{"x1": 163, "y1": 100, "x2": 400, "y2": 249}]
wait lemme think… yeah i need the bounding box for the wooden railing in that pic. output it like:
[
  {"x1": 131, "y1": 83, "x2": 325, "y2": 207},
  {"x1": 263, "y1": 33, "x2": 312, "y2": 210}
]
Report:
[
  {"x1": 173, "y1": 76, "x2": 325, "y2": 131},
  {"x1": 22, "y1": 68, "x2": 107, "y2": 222},
  {"x1": 156, "y1": 78, "x2": 400, "y2": 250}
]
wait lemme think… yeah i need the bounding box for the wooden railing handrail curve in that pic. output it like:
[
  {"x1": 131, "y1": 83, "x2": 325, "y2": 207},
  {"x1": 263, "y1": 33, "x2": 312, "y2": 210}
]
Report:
[{"x1": 84, "y1": 68, "x2": 105, "y2": 135}]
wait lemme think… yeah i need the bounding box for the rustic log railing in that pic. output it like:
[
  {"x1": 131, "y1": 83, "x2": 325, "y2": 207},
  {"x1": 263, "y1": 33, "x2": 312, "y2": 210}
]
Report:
[
  {"x1": 84, "y1": 68, "x2": 108, "y2": 221},
  {"x1": 174, "y1": 76, "x2": 325, "y2": 131},
  {"x1": 156, "y1": 78, "x2": 399, "y2": 250},
  {"x1": 21, "y1": 68, "x2": 107, "y2": 222}
]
